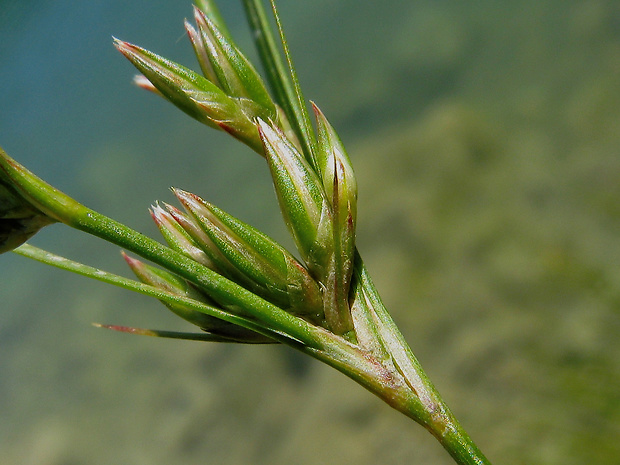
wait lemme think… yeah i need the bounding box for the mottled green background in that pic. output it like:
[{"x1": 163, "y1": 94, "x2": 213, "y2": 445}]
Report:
[{"x1": 1, "y1": 1, "x2": 619, "y2": 464}]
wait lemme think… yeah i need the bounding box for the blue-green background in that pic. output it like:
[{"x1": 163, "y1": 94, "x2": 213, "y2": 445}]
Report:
[{"x1": 2, "y1": 1, "x2": 620, "y2": 464}]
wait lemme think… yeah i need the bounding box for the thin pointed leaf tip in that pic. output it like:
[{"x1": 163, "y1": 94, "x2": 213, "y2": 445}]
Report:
[{"x1": 94, "y1": 323, "x2": 271, "y2": 343}]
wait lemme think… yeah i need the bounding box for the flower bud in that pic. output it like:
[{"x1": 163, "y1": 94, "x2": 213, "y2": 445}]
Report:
[
  {"x1": 257, "y1": 119, "x2": 333, "y2": 280},
  {"x1": 189, "y1": 6, "x2": 276, "y2": 122},
  {"x1": 123, "y1": 252, "x2": 273, "y2": 343},
  {"x1": 114, "y1": 39, "x2": 263, "y2": 152},
  {"x1": 173, "y1": 188, "x2": 323, "y2": 318},
  {"x1": 150, "y1": 203, "x2": 212, "y2": 267},
  {"x1": 313, "y1": 103, "x2": 357, "y2": 226},
  {"x1": 313, "y1": 104, "x2": 357, "y2": 329},
  {"x1": 161, "y1": 202, "x2": 238, "y2": 279}
]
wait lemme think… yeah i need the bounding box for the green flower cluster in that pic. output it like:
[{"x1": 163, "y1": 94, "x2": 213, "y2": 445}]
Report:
[{"x1": 114, "y1": 5, "x2": 358, "y2": 340}]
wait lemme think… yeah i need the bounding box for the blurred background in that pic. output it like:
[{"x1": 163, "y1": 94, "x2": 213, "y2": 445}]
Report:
[{"x1": 1, "y1": 0, "x2": 620, "y2": 464}]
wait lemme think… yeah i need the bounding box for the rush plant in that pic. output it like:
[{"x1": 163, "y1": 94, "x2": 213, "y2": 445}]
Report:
[{"x1": 0, "y1": 1, "x2": 491, "y2": 464}]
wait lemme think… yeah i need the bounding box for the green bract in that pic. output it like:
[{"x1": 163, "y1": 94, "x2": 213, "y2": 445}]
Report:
[{"x1": 150, "y1": 203, "x2": 212, "y2": 267}]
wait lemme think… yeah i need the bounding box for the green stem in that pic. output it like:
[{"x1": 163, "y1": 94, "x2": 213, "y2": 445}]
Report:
[{"x1": 355, "y1": 252, "x2": 491, "y2": 465}]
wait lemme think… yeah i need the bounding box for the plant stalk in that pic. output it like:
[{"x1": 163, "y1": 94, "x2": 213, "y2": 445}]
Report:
[{"x1": 354, "y1": 253, "x2": 491, "y2": 464}]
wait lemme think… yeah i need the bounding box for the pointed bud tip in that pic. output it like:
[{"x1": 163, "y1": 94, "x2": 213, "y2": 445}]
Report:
[
  {"x1": 150, "y1": 202, "x2": 166, "y2": 215},
  {"x1": 121, "y1": 251, "x2": 143, "y2": 270},
  {"x1": 171, "y1": 187, "x2": 188, "y2": 201},
  {"x1": 162, "y1": 201, "x2": 183, "y2": 216},
  {"x1": 172, "y1": 188, "x2": 202, "y2": 207},
  {"x1": 310, "y1": 100, "x2": 321, "y2": 116},
  {"x1": 113, "y1": 39, "x2": 148, "y2": 61},
  {"x1": 133, "y1": 75, "x2": 158, "y2": 93},
  {"x1": 150, "y1": 203, "x2": 177, "y2": 227},
  {"x1": 112, "y1": 37, "x2": 129, "y2": 52},
  {"x1": 149, "y1": 206, "x2": 159, "y2": 223},
  {"x1": 193, "y1": 4, "x2": 207, "y2": 23},
  {"x1": 256, "y1": 118, "x2": 281, "y2": 149}
]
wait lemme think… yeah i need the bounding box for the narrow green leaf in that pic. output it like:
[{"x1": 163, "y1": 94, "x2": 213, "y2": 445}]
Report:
[
  {"x1": 93, "y1": 323, "x2": 273, "y2": 343},
  {"x1": 14, "y1": 243, "x2": 287, "y2": 342},
  {"x1": 267, "y1": 0, "x2": 318, "y2": 169},
  {"x1": 241, "y1": 0, "x2": 317, "y2": 166}
]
